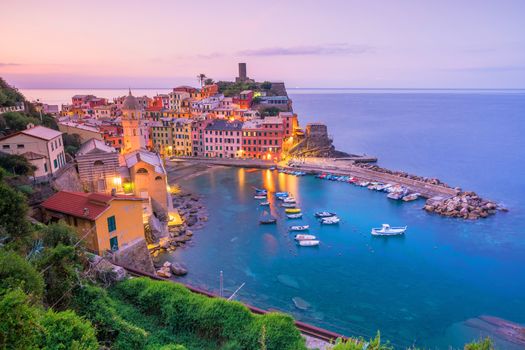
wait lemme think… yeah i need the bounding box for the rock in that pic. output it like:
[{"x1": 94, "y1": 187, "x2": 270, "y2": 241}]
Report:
[
  {"x1": 424, "y1": 205, "x2": 435, "y2": 212},
  {"x1": 468, "y1": 213, "x2": 480, "y2": 220},
  {"x1": 159, "y1": 237, "x2": 170, "y2": 249},
  {"x1": 460, "y1": 207, "x2": 469, "y2": 216},
  {"x1": 186, "y1": 216, "x2": 198, "y2": 227},
  {"x1": 163, "y1": 261, "x2": 172, "y2": 268},
  {"x1": 156, "y1": 268, "x2": 171, "y2": 278},
  {"x1": 91, "y1": 256, "x2": 127, "y2": 284},
  {"x1": 171, "y1": 262, "x2": 188, "y2": 276},
  {"x1": 186, "y1": 230, "x2": 193, "y2": 236},
  {"x1": 292, "y1": 297, "x2": 310, "y2": 310}
]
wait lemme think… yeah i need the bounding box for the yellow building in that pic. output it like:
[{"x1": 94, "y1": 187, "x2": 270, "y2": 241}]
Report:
[
  {"x1": 173, "y1": 118, "x2": 192, "y2": 156},
  {"x1": 42, "y1": 191, "x2": 147, "y2": 255}
]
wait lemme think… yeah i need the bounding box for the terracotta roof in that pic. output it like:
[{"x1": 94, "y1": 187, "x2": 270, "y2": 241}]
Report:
[{"x1": 42, "y1": 191, "x2": 143, "y2": 221}]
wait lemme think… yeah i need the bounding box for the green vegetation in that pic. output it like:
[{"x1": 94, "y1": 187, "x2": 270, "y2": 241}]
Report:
[
  {"x1": 0, "y1": 153, "x2": 36, "y2": 176},
  {"x1": 464, "y1": 337, "x2": 495, "y2": 350},
  {"x1": 0, "y1": 77, "x2": 58, "y2": 133},
  {"x1": 217, "y1": 80, "x2": 258, "y2": 97},
  {"x1": 63, "y1": 132, "x2": 82, "y2": 156},
  {"x1": 332, "y1": 332, "x2": 392, "y2": 350}
]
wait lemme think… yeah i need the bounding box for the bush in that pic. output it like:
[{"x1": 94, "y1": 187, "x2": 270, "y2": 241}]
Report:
[
  {"x1": 0, "y1": 289, "x2": 42, "y2": 349},
  {"x1": 0, "y1": 250, "x2": 44, "y2": 301},
  {"x1": 464, "y1": 337, "x2": 494, "y2": 350},
  {"x1": 42, "y1": 222, "x2": 80, "y2": 248},
  {"x1": 0, "y1": 153, "x2": 36, "y2": 176},
  {"x1": 73, "y1": 284, "x2": 148, "y2": 349},
  {"x1": 114, "y1": 278, "x2": 307, "y2": 349},
  {"x1": 40, "y1": 309, "x2": 98, "y2": 350},
  {"x1": 332, "y1": 332, "x2": 392, "y2": 350},
  {"x1": 0, "y1": 181, "x2": 32, "y2": 246}
]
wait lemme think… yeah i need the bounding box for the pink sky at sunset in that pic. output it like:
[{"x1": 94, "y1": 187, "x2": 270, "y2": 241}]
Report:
[{"x1": 1, "y1": 0, "x2": 524, "y2": 88}]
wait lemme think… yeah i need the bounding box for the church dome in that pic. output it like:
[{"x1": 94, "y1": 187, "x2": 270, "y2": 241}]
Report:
[{"x1": 122, "y1": 89, "x2": 140, "y2": 110}]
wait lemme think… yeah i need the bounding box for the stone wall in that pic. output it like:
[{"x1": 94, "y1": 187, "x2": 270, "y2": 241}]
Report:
[
  {"x1": 51, "y1": 163, "x2": 83, "y2": 192},
  {"x1": 110, "y1": 238, "x2": 156, "y2": 275}
]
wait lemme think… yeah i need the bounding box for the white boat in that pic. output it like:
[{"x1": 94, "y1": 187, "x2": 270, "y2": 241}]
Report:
[
  {"x1": 320, "y1": 216, "x2": 340, "y2": 224},
  {"x1": 315, "y1": 211, "x2": 336, "y2": 218},
  {"x1": 289, "y1": 225, "x2": 309, "y2": 231},
  {"x1": 387, "y1": 191, "x2": 407, "y2": 200},
  {"x1": 260, "y1": 201, "x2": 270, "y2": 206},
  {"x1": 281, "y1": 203, "x2": 296, "y2": 208},
  {"x1": 287, "y1": 213, "x2": 303, "y2": 219},
  {"x1": 283, "y1": 197, "x2": 296, "y2": 203},
  {"x1": 298, "y1": 240, "x2": 320, "y2": 247},
  {"x1": 371, "y1": 224, "x2": 407, "y2": 236},
  {"x1": 275, "y1": 192, "x2": 289, "y2": 198},
  {"x1": 254, "y1": 195, "x2": 267, "y2": 199},
  {"x1": 294, "y1": 234, "x2": 317, "y2": 241},
  {"x1": 402, "y1": 193, "x2": 420, "y2": 202}
]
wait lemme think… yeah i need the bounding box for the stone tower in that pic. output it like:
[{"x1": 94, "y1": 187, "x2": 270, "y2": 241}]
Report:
[{"x1": 121, "y1": 89, "x2": 146, "y2": 153}]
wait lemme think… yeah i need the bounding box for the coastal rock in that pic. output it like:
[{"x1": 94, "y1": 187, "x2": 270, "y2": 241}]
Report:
[
  {"x1": 292, "y1": 297, "x2": 311, "y2": 310},
  {"x1": 187, "y1": 216, "x2": 198, "y2": 227},
  {"x1": 171, "y1": 262, "x2": 188, "y2": 276},
  {"x1": 156, "y1": 268, "x2": 171, "y2": 278}
]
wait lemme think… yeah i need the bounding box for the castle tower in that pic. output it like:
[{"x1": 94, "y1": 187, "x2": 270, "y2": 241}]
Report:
[{"x1": 121, "y1": 89, "x2": 146, "y2": 153}]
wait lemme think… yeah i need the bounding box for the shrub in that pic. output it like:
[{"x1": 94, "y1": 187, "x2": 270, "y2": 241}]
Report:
[
  {"x1": 73, "y1": 284, "x2": 148, "y2": 349},
  {"x1": 464, "y1": 337, "x2": 494, "y2": 350},
  {"x1": 0, "y1": 153, "x2": 36, "y2": 176},
  {"x1": 40, "y1": 309, "x2": 98, "y2": 350},
  {"x1": 42, "y1": 222, "x2": 80, "y2": 248},
  {"x1": 0, "y1": 181, "x2": 32, "y2": 246},
  {"x1": 0, "y1": 289, "x2": 42, "y2": 349},
  {"x1": 0, "y1": 249, "x2": 44, "y2": 301},
  {"x1": 256, "y1": 312, "x2": 305, "y2": 350}
]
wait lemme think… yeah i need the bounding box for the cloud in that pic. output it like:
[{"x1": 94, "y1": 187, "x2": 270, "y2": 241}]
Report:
[
  {"x1": 0, "y1": 63, "x2": 21, "y2": 67},
  {"x1": 237, "y1": 44, "x2": 374, "y2": 56}
]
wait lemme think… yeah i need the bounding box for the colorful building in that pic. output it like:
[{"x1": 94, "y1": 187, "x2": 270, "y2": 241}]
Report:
[
  {"x1": 242, "y1": 117, "x2": 284, "y2": 160},
  {"x1": 76, "y1": 139, "x2": 121, "y2": 193},
  {"x1": 121, "y1": 90, "x2": 148, "y2": 153},
  {"x1": 41, "y1": 191, "x2": 146, "y2": 255},
  {"x1": 173, "y1": 118, "x2": 192, "y2": 156},
  {"x1": 204, "y1": 119, "x2": 243, "y2": 158}
]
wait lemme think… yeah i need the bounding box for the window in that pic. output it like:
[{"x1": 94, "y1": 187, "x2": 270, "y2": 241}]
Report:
[
  {"x1": 94, "y1": 160, "x2": 104, "y2": 166},
  {"x1": 136, "y1": 168, "x2": 148, "y2": 174},
  {"x1": 2, "y1": 145, "x2": 9, "y2": 149},
  {"x1": 107, "y1": 215, "x2": 117, "y2": 232},
  {"x1": 44, "y1": 163, "x2": 48, "y2": 172},
  {"x1": 53, "y1": 159, "x2": 58, "y2": 169},
  {"x1": 17, "y1": 144, "x2": 24, "y2": 149}
]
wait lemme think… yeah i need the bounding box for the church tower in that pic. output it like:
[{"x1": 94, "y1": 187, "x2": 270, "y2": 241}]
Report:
[{"x1": 121, "y1": 89, "x2": 146, "y2": 153}]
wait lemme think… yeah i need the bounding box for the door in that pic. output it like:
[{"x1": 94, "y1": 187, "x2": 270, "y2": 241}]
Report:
[{"x1": 109, "y1": 236, "x2": 119, "y2": 251}]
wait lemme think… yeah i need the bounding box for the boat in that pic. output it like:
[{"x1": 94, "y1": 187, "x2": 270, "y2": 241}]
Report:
[
  {"x1": 269, "y1": 167, "x2": 276, "y2": 170},
  {"x1": 260, "y1": 201, "x2": 270, "y2": 206},
  {"x1": 387, "y1": 191, "x2": 407, "y2": 200},
  {"x1": 275, "y1": 192, "x2": 289, "y2": 197},
  {"x1": 402, "y1": 193, "x2": 420, "y2": 202},
  {"x1": 298, "y1": 240, "x2": 320, "y2": 247},
  {"x1": 294, "y1": 234, "x2": 316, "y2": 241},
  {"x1": 259, "y1": 218, "x2": 277, "y2": 224},
  {"x1": 289, "y1": 225, "x2": 310, "y2": 231},
  {"x1": 283, "y1": 197, "x2": 296, "y2": 203},
  {"x1": 314, "y1": 211, "x2": 336, "y2": 218},
  {"x1": 281, "y1": 203, "x2": 296, "y2": 208},
  {"x1": 287, "y1": 213, "x2": 303, "y2": 219},
  {"x1": 371, "y1": 224, "x2": 407, "y2": 236},
  {"x1": 320, "y1": 216, "x2": 340, "y2": 224},
  {"x1": 254, "y1": 195, "x2": 267, "y2": 199},
  {"x1": 358, "y1": 181, "x2": 370, "y2": 187},
  {"x1": 285, "y1": 208, "x2": 301, "y2": 214}
]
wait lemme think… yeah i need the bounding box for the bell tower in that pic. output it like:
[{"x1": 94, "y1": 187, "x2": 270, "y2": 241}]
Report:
[{"x1": 121, "y1": 89, "x2": 146, "y2": 153}]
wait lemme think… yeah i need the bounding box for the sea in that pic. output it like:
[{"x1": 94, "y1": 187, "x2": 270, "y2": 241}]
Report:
[{"x1": 21, "y1": 88, "x2": 525, "y2": 349}]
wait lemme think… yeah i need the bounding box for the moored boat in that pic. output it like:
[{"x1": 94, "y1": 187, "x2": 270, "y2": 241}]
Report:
[
  {"x1": 259, "y1": 218, "x2": 277, "y2": 224},
  {"x1": 260, "y1": 201, "x2": 270, "y2": 206},
  {"x1": 283, "y1": 197, "x2": 296, "y2": 203},
  {"x1": 371, "y1": 224, "x2": 407, "y2": 236},
  {"x1": 320, "y1": 216, "x2": 340, "y2": 224},
  {"x1": 254, "y1": 195, "x2": 267, "y2": 199},
  {"x1": 286, "y1": 213, "x2": 303, "y2": 219},
  {"x1": 402, "y1": 193, "x2": 420, "y2": 202},
  {"x1": 281, "y1": 203, "x2": 296, "y2": 208},
  {"x1": 298, "y1": 240, "x2": 320, "y2": 247},
  {"x1": 285, "y1": 208, "x2": 301, "y2": 214},
  {"x1": 294, "y1": 234, "x2": 316, "y2": 241},
  {"x1": 314, "y1": 211, "x2": 336, "y2": 218},
  {"x1": 289, "y1": 225, "x2": 310, "y2": 231}
]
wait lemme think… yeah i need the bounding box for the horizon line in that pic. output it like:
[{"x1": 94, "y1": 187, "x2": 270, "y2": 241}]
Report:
[{"x1": 16, "y1": 87, "x2": 525, "y2": 90}]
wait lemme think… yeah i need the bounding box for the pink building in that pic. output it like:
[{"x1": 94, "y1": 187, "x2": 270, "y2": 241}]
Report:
[
  {"x1": 191, "y1": 116, "x2": 213, "y2": 156},
  {"x1": 203, "y1": 119, "x2": 243, "y2": 158},
  {"x1": 242, "y1": 117, "x2": 284, "y2": 160}
]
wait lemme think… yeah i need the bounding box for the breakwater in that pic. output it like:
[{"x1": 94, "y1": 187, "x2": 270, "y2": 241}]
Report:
[{"x1": 168, "y1": 157, "x2": 503, "y2": 220}]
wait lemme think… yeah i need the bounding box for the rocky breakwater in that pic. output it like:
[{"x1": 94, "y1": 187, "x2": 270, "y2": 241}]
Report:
[{"x1": 424, "y1": 192, "x2": 506, "y2": 220}]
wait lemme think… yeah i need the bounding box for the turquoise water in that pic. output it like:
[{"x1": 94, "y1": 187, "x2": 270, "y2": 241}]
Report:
[
  {"x1": 167, "y1": 92, "x2": 525, "y2": 349},
  {"x1": 22, "y1": 88, "x2": 525, "y2": 348}
]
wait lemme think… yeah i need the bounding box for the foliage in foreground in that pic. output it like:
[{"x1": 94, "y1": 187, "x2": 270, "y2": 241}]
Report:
[
  {"x1": 464, "y1": 337, "x2": 495, "y2": 350},
  {"x1": 332, "y1": 331, "x2": 392, "y2": 350}
]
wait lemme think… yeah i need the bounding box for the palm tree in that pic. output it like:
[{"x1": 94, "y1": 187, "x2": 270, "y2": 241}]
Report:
[{"x1": 197, "y1": 73, "x2": 207, "y2": 87}]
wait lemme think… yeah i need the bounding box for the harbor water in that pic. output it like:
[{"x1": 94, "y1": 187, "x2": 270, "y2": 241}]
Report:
[{"x1": 23, "y1": 88, "x2": 525, "y2": 348}]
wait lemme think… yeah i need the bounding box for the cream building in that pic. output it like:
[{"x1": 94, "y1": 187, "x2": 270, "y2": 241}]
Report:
[{"x1": 0, "y1": 125, "x2": 66, "y2": 178}]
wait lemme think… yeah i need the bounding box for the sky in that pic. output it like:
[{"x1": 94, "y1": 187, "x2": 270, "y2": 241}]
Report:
[{"x1": 0, "y1": 0, "x2": 524, "y2": 88}]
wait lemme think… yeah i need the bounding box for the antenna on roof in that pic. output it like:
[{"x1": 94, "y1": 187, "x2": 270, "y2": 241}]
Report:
[{"x1": 128, "y1": 88, "x2": 132, "y2": 96}]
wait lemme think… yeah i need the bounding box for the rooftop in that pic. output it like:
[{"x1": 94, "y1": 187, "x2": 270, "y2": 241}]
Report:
[
  {"x1": 77, "y1": 138, "x2": 117, "y2": 156},
  {"x1": 59, "y1": 121, "x2": 100, "y2": 133},
  {"x1": 21, "y1": 125, "x2": 63, "y2": 140},
  {"x1": 124, "y1": 149, "x2": 166, "y2": 175},
  {"x1": 205, "y1": 119, "x2": 243, "y2": 131},
  {"x1": 42, "y1": 191, "x2": 143, "y2": 221}
]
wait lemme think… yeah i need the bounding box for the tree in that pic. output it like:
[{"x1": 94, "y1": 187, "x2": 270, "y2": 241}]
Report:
[
  {"x1": 204, "y1": 78, "x2": 214, "y2": 86},
  {"x1": 42, "y1": 222, "x2": 80, "y2": 248},
  {"x1": 261, "y1": 107, "x2": 281, "y2": 116},
  {"x1": 197, "y1": 73, "x2": 207, "y2": 87},
  {"x1": 0, "y1": 250, "x2": 44, "y2": 301},
  {"x1": 63, "y1": 133, "x2": 82, "y2": 156},
  {"x1": 261, "y1": 81, "x2": 272, "y2": 90},
  {"x1": 0, "y1": 153, "x2": 36, "y2": 176},
  {"x1": 40, "y1": 309, "x2": 98, "y2": 350},
  {"x1": 1, "y1": 111, "x2": 39, "y2": 131},
  {"x1": 0, "y1": 181, "x2": 32, "y2": 247},
  {"x1": 0, "y1": 289, "x2": 42, "y2": 349}
]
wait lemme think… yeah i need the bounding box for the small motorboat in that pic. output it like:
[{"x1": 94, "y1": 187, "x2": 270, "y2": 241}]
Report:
[
  {"x1": 402, "y1": 193, "x2": 420, "y2": 202},
  {"x1": 371, "y1": 224, "x2": 407, "y2": 236},
  {"x1": 315, "y1": 211, "x2": 336, "y2": 218},
  {"x1": 260, "y1": 201, "x2": 270, "y2": 206},
  {"x1": 320, "y1": 216, "x2": 340, "y2": 224},
  {"x1": 281, "y1": 203, "x2": 296, "y2": 208},
  {"x1": 294, "y1": 234, "x2": 316, "y2": 241},
  {"x1": 387, "y1": 191, "x2": 407, "y2": 200},
  {"x1": 298, "y1": 240, "x2": 320, "y2": 247},
  {"x1": 289, "y1": 225, "x2": 310, "y2": 231},
  {"x1": 287, "y1": 213, "x2": 303, "y2": 219},
  {"x1": 269, "y1": 167, "x2": 276, "y2": 170},
  {"x1": 260, "y1": 218, "x2": 277, "y2": 224},
  {"x1": 275, "y1": 192, "x2": 289, "y2": 198},
  {"x1": 285, "y1": 208, "x2": 301, "y2": 214},
  {"x1": 283, "y1": 197, "x2": 296, "y2": 203},
  {"x1": 254, "y1": 195, "x2": 267, "y2": 199}
]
